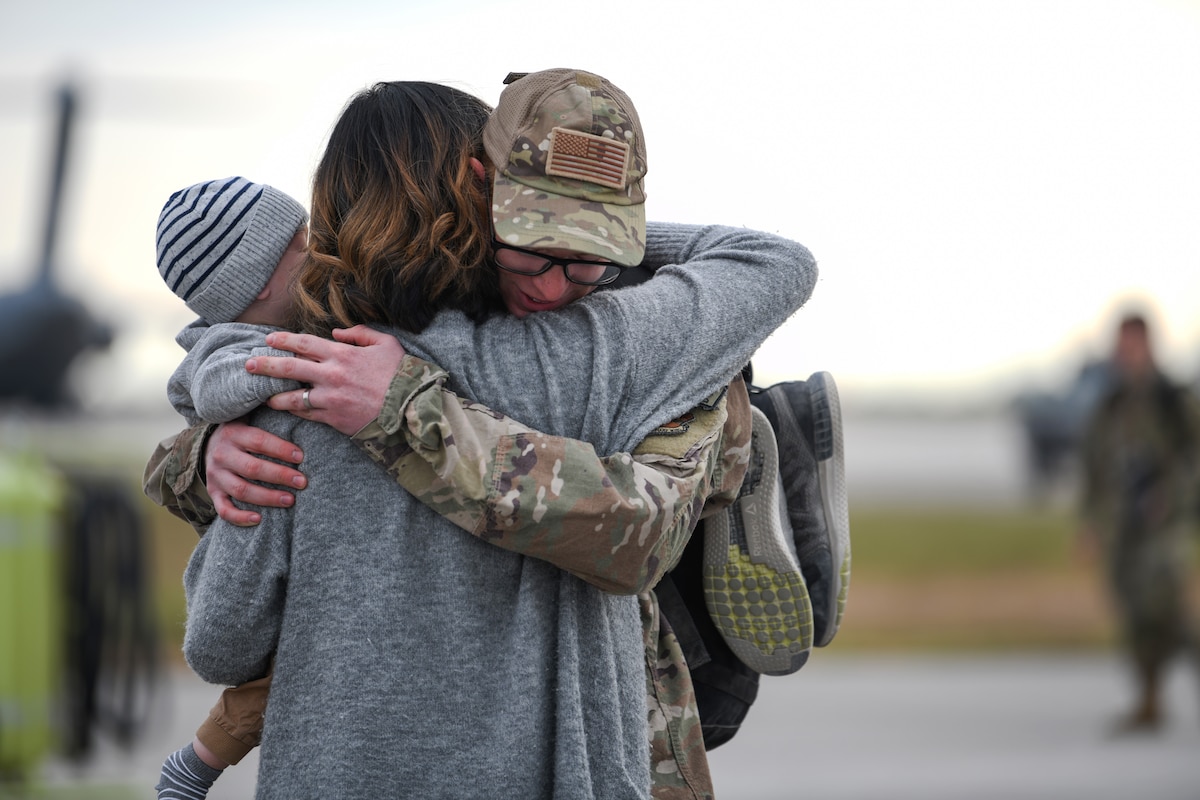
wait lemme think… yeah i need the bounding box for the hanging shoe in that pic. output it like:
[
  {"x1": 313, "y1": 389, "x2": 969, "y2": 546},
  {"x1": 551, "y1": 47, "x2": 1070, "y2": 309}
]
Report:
[
  {"x1": 702, "y1": 405, "x2": 812, "y2": 676},
  {"x1": 749, "y1": 371, "x2": 850, "y2": 648}
]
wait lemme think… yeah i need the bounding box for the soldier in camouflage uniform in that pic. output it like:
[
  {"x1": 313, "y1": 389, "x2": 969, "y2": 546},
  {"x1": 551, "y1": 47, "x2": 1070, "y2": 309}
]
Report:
[{"x1": 1079, "y1": 312, "x2": 1200, "y2": 733}]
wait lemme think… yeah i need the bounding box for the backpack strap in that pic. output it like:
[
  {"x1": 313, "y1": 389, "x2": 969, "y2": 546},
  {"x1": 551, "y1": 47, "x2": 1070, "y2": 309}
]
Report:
[{"x1": 654, "y1": 572, "x2": 711, "y2": 669}]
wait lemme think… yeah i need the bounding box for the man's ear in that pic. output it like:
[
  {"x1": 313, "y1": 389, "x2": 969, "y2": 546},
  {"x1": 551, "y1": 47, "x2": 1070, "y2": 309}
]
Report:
[{"x1": 469, "y1": 157, "x2": 487, "y2": 183}]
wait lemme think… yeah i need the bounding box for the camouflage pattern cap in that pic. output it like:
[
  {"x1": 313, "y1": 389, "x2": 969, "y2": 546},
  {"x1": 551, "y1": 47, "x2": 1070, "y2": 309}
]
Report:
[{"x1": 484, "y1": 69, "x2": 647, "y2": 266}]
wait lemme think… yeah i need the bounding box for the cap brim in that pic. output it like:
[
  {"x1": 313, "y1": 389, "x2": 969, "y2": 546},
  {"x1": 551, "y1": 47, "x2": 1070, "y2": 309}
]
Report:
[{"x1": 491, "y1": 172, "x2": 645, "y2": 267}]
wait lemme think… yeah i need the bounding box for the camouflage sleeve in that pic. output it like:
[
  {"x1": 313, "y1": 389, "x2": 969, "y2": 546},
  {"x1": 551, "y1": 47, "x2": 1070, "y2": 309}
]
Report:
[
  {"x1": 143, "y1": 423, "x2": 218, "y2": 535},
  {"x1": 1183, "y1": 389, "x2": 1200, "y2": 494},
  {"x1": 1167, "y1": 388, "x2": 1200, "y2": 524},
  {"x1": 688, "y1": 375, "x2": 751, "y2": 519},
  {"x1": 1077, "y1": 408, "x2": 1108, "y2": 529},
  {"x1": 352, "y1": 355, "x2": 749, "y2": 595}
]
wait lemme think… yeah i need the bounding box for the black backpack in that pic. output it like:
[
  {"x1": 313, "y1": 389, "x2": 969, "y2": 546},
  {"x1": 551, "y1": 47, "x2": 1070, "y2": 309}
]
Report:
[
  {"x1": 656, "y1": 529, "x2": 762, "y2": 750},
  {"x1": 654, "y1": 363, "x2": 785, "y2": 751}
]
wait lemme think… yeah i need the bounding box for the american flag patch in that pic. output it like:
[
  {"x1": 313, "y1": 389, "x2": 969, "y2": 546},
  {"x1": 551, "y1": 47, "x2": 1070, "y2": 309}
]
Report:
[{"x1": 545, "y1": 127, "x2": 631, "y2": 190}]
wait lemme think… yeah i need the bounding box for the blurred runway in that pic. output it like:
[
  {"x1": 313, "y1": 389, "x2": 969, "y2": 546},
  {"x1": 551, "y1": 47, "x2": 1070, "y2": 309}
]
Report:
[
  {"x1": 708, "y1": 652, "x2": 1200, "y2": 800},
  {"x1": 37, "y1": 652, "x2": 1200, "y2": 799},
  {"x1": 840, "y1": 409, "x2": 1033, "y2": 508}
]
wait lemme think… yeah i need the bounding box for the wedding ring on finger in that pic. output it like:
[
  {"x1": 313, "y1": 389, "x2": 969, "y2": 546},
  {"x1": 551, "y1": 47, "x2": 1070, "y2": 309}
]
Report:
[{"x1": 302, "y1": 388, "x2": 313, "y2": 411}]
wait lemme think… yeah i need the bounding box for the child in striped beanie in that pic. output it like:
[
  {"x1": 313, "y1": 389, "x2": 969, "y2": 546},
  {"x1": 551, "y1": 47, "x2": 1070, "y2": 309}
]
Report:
[
  {"x1": 154, "y1": 177, "x2": 309, "y2": 798},
  {"x1": 155, "y1": 176, "x2": 309, "y2": 428},
  {"x1": 157, "y1": 176, "x2": 308, "y2": 326}
]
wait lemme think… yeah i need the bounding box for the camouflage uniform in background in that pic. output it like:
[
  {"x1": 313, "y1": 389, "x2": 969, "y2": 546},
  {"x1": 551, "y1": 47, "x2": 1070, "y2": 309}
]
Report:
[
  {"x1": 145, "y1": 355, "x2": 752, "y2": 800},
  {"x1": 1080, "y1": 370, "x2": 1200, "y2": 725}
]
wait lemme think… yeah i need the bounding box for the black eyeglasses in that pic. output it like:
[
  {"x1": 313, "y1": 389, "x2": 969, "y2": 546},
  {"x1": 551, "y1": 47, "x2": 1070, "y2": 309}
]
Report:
[{"x1": 492, "y1": 241, "x2": 625, "y2": 286}]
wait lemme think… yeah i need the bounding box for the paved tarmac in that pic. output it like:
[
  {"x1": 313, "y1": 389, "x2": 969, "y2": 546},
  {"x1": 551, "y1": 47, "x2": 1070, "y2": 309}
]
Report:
[
  {"x1": 37, "y1": 651, "x2": 1200, "y2": 799},
  {"x1": 707, "y1": 652, "x2": 1199, "y2": 800}
]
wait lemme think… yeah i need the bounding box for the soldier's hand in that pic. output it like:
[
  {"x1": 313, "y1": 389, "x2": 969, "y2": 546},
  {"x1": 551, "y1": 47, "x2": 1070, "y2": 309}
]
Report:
[
  {"x1": 206, "y1": 419, "x2": 306, "y2": 527},
  {"x1": 250, "y1": 326, "x2": 405, "y2": 436}
]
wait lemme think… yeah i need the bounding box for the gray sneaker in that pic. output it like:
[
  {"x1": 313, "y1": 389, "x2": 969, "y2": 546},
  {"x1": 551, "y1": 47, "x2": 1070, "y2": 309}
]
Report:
[
  {"x1": 703, "y1": 405, "x2": 813, "y2": 676},
  {"x1": 749, "y1": 371, "x2": 850, "y2": 648}
]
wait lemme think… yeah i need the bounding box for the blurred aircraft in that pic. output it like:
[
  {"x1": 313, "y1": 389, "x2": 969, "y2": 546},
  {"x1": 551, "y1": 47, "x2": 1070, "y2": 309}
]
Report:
[
  {"x1": 1012, "y1": 357, "x2": 1114, "y2": 496},
  {"x1": 0, "y1": 80, "x2": 160, "y2": 775},
  {"x1": 0, "y1": 81, "x2": 112, "y2": 409}
]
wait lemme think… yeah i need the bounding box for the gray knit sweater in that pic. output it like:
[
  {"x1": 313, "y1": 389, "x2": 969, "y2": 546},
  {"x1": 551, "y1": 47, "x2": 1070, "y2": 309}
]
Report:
[
  {"x1": 183, "y1": 222, "x2": 816, "y2": 799},
  {"x1": 167, "y1": 320, "x2": 300, "y2": 426}
]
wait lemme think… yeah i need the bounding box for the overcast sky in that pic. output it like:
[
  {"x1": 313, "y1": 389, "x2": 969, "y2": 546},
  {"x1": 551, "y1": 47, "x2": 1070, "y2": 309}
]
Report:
[{"x1": 3, "y1": 0, "x2": 1199, "y2": 414}]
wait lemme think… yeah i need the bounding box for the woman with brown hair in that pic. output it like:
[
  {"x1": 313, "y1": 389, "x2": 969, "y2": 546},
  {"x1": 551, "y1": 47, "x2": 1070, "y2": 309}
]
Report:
[
  {"x1": 290, "y1": 80, "x2": 501, "y2": 337},
  {"x1": 167, "y1": 72, "x2": 817, "y2": 798}
]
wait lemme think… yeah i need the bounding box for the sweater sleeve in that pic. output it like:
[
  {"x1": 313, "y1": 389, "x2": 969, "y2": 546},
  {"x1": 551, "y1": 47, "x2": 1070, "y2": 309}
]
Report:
[
  {"x1": 169, "y1": 323, "x2": 303, "y2": 425},
  {"x1": 399, "y1": 223, "x2": 816, "y2": 455},
  {"x1": 603, "y1": 222, "x2": 816, "y2": 448},
  {"x1": 182, "y1": 466, "x2": 291, "y2": 686}
]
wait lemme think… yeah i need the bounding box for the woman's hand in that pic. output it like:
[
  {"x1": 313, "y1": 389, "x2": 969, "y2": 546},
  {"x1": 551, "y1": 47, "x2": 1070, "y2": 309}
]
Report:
[
  {"x1": 206, "y1": 420, "x2": 306, "y2": 526},
  {"x1": 247, "y1": 325, "x2": 405, "y2": 436}
]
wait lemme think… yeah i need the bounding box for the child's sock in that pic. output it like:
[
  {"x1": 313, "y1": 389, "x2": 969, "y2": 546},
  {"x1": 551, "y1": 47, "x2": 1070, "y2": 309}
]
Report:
[{"x1": 155, "y1": 742, "x2": 223, "y2": 800}]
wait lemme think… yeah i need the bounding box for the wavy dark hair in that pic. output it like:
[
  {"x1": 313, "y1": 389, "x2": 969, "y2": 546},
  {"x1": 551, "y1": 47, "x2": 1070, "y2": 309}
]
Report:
[{"x1": 293, "y1": 81, "x2": 501, "y2": 336}]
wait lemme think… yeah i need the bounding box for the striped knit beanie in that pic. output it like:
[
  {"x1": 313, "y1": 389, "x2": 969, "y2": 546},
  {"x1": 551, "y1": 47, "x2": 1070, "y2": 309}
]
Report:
[{"x1": 156, "y1": 177, "x2": 308, "y2": 323}]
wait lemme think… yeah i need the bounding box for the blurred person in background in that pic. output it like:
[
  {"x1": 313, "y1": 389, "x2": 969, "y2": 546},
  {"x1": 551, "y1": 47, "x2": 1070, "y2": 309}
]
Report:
[{"x1": 1078, "y1": 311, "x2": 1200, "y2": 734}]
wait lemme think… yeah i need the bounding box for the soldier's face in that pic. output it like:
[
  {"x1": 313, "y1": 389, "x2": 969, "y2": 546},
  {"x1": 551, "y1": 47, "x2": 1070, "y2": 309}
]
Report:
[
  {"x1": 496, "y1": 249, "x2": 599, "y2": 318},
  {"x1": 1115, "y1": 328, "x2": 1153, "y2": 378}
]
